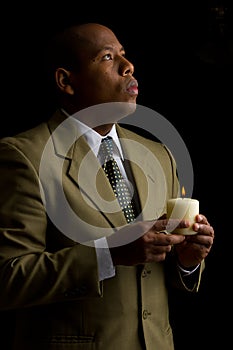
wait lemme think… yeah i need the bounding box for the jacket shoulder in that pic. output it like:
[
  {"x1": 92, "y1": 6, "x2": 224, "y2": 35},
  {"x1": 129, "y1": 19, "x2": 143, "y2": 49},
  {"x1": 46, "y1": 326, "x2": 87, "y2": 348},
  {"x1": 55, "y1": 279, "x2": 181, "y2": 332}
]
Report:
[{"x1": 117, "y1": 124, "x2": 173, "y2": 160}]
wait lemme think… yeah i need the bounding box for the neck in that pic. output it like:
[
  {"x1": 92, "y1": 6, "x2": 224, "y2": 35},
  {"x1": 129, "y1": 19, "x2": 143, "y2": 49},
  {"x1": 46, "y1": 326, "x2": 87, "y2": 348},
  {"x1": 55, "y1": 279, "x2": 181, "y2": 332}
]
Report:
[{"x1": 93, "y1": 124, "x2": 114, "y2": 136}]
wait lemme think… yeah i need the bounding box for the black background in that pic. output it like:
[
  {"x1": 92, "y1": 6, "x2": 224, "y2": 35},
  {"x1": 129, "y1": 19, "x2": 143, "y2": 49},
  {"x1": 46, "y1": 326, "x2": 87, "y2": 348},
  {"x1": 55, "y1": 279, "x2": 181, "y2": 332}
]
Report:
[{"x1": 1, "y1": 1, "x2": 233, "y2": 349}]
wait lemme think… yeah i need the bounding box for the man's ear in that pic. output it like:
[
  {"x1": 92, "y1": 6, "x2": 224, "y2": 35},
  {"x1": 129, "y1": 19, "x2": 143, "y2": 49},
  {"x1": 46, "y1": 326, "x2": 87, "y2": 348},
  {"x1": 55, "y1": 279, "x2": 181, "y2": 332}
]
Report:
[{"x1": 55, "y1": 68, "x2": 74, "y2": 95}]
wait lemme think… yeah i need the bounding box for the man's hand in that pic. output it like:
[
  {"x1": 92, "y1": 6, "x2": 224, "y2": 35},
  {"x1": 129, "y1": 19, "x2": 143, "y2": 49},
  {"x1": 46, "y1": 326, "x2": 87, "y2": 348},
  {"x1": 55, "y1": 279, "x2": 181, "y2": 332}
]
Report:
[
  {"x1": 108, "y1": 219, "x2": 187, "y2": 266},
  {"x1": 174, "y1": 214, "x2": 215, "y2": 268}
]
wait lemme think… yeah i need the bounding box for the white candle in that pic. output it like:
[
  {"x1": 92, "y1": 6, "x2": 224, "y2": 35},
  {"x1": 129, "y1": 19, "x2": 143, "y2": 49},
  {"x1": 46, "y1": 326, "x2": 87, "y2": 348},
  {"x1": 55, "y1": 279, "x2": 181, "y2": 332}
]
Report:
[{"x1": 166, "y1": 197, "x2": 199, "y2": 235}]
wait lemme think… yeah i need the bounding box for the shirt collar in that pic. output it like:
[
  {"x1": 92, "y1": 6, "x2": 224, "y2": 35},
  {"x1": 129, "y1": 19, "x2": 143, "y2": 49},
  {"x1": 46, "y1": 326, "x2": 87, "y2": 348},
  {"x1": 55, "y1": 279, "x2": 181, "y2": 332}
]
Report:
[{"x1": 61, "y1": 109, "x2": 124, "y2": 159}]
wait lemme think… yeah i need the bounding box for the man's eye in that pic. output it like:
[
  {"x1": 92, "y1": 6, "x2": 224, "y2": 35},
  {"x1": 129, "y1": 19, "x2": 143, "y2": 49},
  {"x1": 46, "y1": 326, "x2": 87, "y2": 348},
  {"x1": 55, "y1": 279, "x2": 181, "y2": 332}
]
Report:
[{"x1": 103, "y1": 53, "x2": 112, "y2": 61}]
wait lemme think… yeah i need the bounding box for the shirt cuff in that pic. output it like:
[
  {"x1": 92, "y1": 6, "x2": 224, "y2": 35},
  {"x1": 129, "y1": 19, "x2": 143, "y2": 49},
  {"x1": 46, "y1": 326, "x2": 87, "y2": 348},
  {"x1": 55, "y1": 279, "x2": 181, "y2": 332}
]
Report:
[
  {"x1": 177, "y1": 263, "x2": 200, "y2": 276},
  {"x1": 94, "y1": 237, "x2": 116, "y2": 281}
]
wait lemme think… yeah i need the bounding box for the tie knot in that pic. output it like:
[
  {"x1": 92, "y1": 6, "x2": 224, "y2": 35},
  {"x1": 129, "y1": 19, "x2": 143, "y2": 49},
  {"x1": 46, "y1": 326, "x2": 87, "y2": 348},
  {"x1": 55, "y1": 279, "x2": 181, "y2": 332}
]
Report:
[{"x1": 99, "y1": 136, "x2": 114, "y2": 161}]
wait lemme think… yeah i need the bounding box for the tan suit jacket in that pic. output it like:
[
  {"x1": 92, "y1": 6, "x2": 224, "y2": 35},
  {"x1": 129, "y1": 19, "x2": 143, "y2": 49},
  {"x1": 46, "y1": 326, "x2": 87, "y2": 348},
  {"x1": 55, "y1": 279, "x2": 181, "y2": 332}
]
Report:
[{"x1": 0, "y1": 110, "x2": 204, "y2": 350}]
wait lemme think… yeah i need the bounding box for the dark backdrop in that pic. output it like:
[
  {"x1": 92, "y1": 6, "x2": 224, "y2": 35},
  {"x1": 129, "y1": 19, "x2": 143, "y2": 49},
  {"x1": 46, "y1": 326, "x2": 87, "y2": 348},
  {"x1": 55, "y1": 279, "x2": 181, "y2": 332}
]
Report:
[{"x1": 1, "y1": 1, "x2": 232, "y2": 349}]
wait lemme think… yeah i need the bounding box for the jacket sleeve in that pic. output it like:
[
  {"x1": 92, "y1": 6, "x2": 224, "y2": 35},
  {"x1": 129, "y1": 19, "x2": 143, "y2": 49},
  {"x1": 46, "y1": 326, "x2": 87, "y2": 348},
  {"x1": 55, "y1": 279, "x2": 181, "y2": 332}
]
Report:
[{"x1": 0, "y1": 140, "x2": 102, "y2": 311}]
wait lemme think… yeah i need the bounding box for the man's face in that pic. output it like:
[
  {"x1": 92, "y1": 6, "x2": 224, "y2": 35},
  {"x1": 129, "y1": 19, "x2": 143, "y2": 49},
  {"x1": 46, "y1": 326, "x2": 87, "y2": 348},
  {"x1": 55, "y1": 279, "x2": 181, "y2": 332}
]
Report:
[{"x1": 68, "y1": 23, "x2": 139, "y2": 111}]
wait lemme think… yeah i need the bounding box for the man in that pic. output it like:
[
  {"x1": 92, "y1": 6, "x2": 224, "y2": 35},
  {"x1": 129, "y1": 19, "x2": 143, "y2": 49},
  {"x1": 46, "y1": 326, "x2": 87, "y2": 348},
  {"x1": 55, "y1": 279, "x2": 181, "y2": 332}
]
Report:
[{"x1": 0, "y1": 23, "x2": 214, "y2": 350}]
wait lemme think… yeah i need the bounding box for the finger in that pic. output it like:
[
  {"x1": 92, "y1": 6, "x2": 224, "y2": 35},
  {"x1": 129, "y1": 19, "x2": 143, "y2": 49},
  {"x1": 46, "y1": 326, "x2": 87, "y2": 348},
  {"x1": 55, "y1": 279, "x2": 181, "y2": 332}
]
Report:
[
  {"x1": 154, "y1": 219, "x2": 169, "y2": 232},
  {"x1": 196, "y1": 214, "x2": 209, "y2": 225},
  {"x1": 193, "y1": 222, "x2": 215, "y2": 237},
  {"x1": 150, "y1": 244, "x2": 173, "y2": 254},
  {"x1": 158, "y1": 233, "x2": 185, "y2": 245},
  {"x1": 155, "y1": 218, "x2": 189, "y2": 234},
  {"x1": 186, "y1": 234, "x2": 214, "y2": 249}
]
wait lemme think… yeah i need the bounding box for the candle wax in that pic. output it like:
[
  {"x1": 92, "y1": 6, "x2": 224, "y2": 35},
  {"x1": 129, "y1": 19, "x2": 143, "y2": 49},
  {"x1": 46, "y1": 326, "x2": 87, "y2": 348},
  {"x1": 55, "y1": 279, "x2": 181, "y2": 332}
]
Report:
[{"x1": 166, "y1": 198, "x2": 199, "y2": 235}]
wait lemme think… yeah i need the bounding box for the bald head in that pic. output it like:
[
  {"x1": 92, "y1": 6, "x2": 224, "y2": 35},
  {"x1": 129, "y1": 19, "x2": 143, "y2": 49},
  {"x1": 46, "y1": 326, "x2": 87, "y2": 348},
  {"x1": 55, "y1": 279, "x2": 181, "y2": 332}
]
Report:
[{"x1": 47, "y1": 23, "x2": 119, "y2": 73}]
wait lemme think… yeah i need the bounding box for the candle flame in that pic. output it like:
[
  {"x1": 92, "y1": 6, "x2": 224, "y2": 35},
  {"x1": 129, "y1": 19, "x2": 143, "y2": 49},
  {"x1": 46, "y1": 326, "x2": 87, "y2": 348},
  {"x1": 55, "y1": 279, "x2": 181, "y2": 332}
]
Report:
[{"x1": 181, "y1": 186, "x2": 186, "y2": 197}]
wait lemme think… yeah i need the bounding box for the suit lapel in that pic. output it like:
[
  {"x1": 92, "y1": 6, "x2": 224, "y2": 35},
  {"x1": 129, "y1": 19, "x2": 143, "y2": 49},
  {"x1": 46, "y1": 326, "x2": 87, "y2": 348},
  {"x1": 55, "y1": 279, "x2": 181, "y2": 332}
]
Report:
[
  {"x1": 68, "y1": 136, "x2": 127, "y2": 227},
  {"x1": 48, "y1": 111, "x2": 127, "y2": 229}
]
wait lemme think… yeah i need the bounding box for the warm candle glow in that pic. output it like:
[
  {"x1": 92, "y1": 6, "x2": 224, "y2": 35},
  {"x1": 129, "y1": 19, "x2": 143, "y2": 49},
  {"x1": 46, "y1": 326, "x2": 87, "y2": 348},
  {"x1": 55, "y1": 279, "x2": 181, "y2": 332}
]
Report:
[
  {"x1": 181, "y1": 186, "x2": 186, "y2": 197},
  {"x1": 166, "y1": 188, "x2": 199, "y2": 235}
]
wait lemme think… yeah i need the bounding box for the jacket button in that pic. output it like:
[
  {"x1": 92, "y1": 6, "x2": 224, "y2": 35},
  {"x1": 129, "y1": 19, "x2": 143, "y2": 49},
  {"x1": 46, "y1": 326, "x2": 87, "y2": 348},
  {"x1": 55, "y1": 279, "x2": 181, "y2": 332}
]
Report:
[
  {"x1": 141, "y1": 269, "x2": 151, "y2": 278},
  {"x1": 142, "y1": 269, "x2": 147, "y2": 278},
  {"x1": 142, "y1": 309, "x2": 151, "y2": 319}
]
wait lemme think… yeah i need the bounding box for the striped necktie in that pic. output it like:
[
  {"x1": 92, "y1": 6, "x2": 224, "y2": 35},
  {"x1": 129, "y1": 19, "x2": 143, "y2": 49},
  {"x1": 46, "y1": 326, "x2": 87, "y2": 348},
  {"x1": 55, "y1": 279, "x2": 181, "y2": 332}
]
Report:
[{"x1": 99, "y1": 136, "x2": 136, "y2": 223}]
